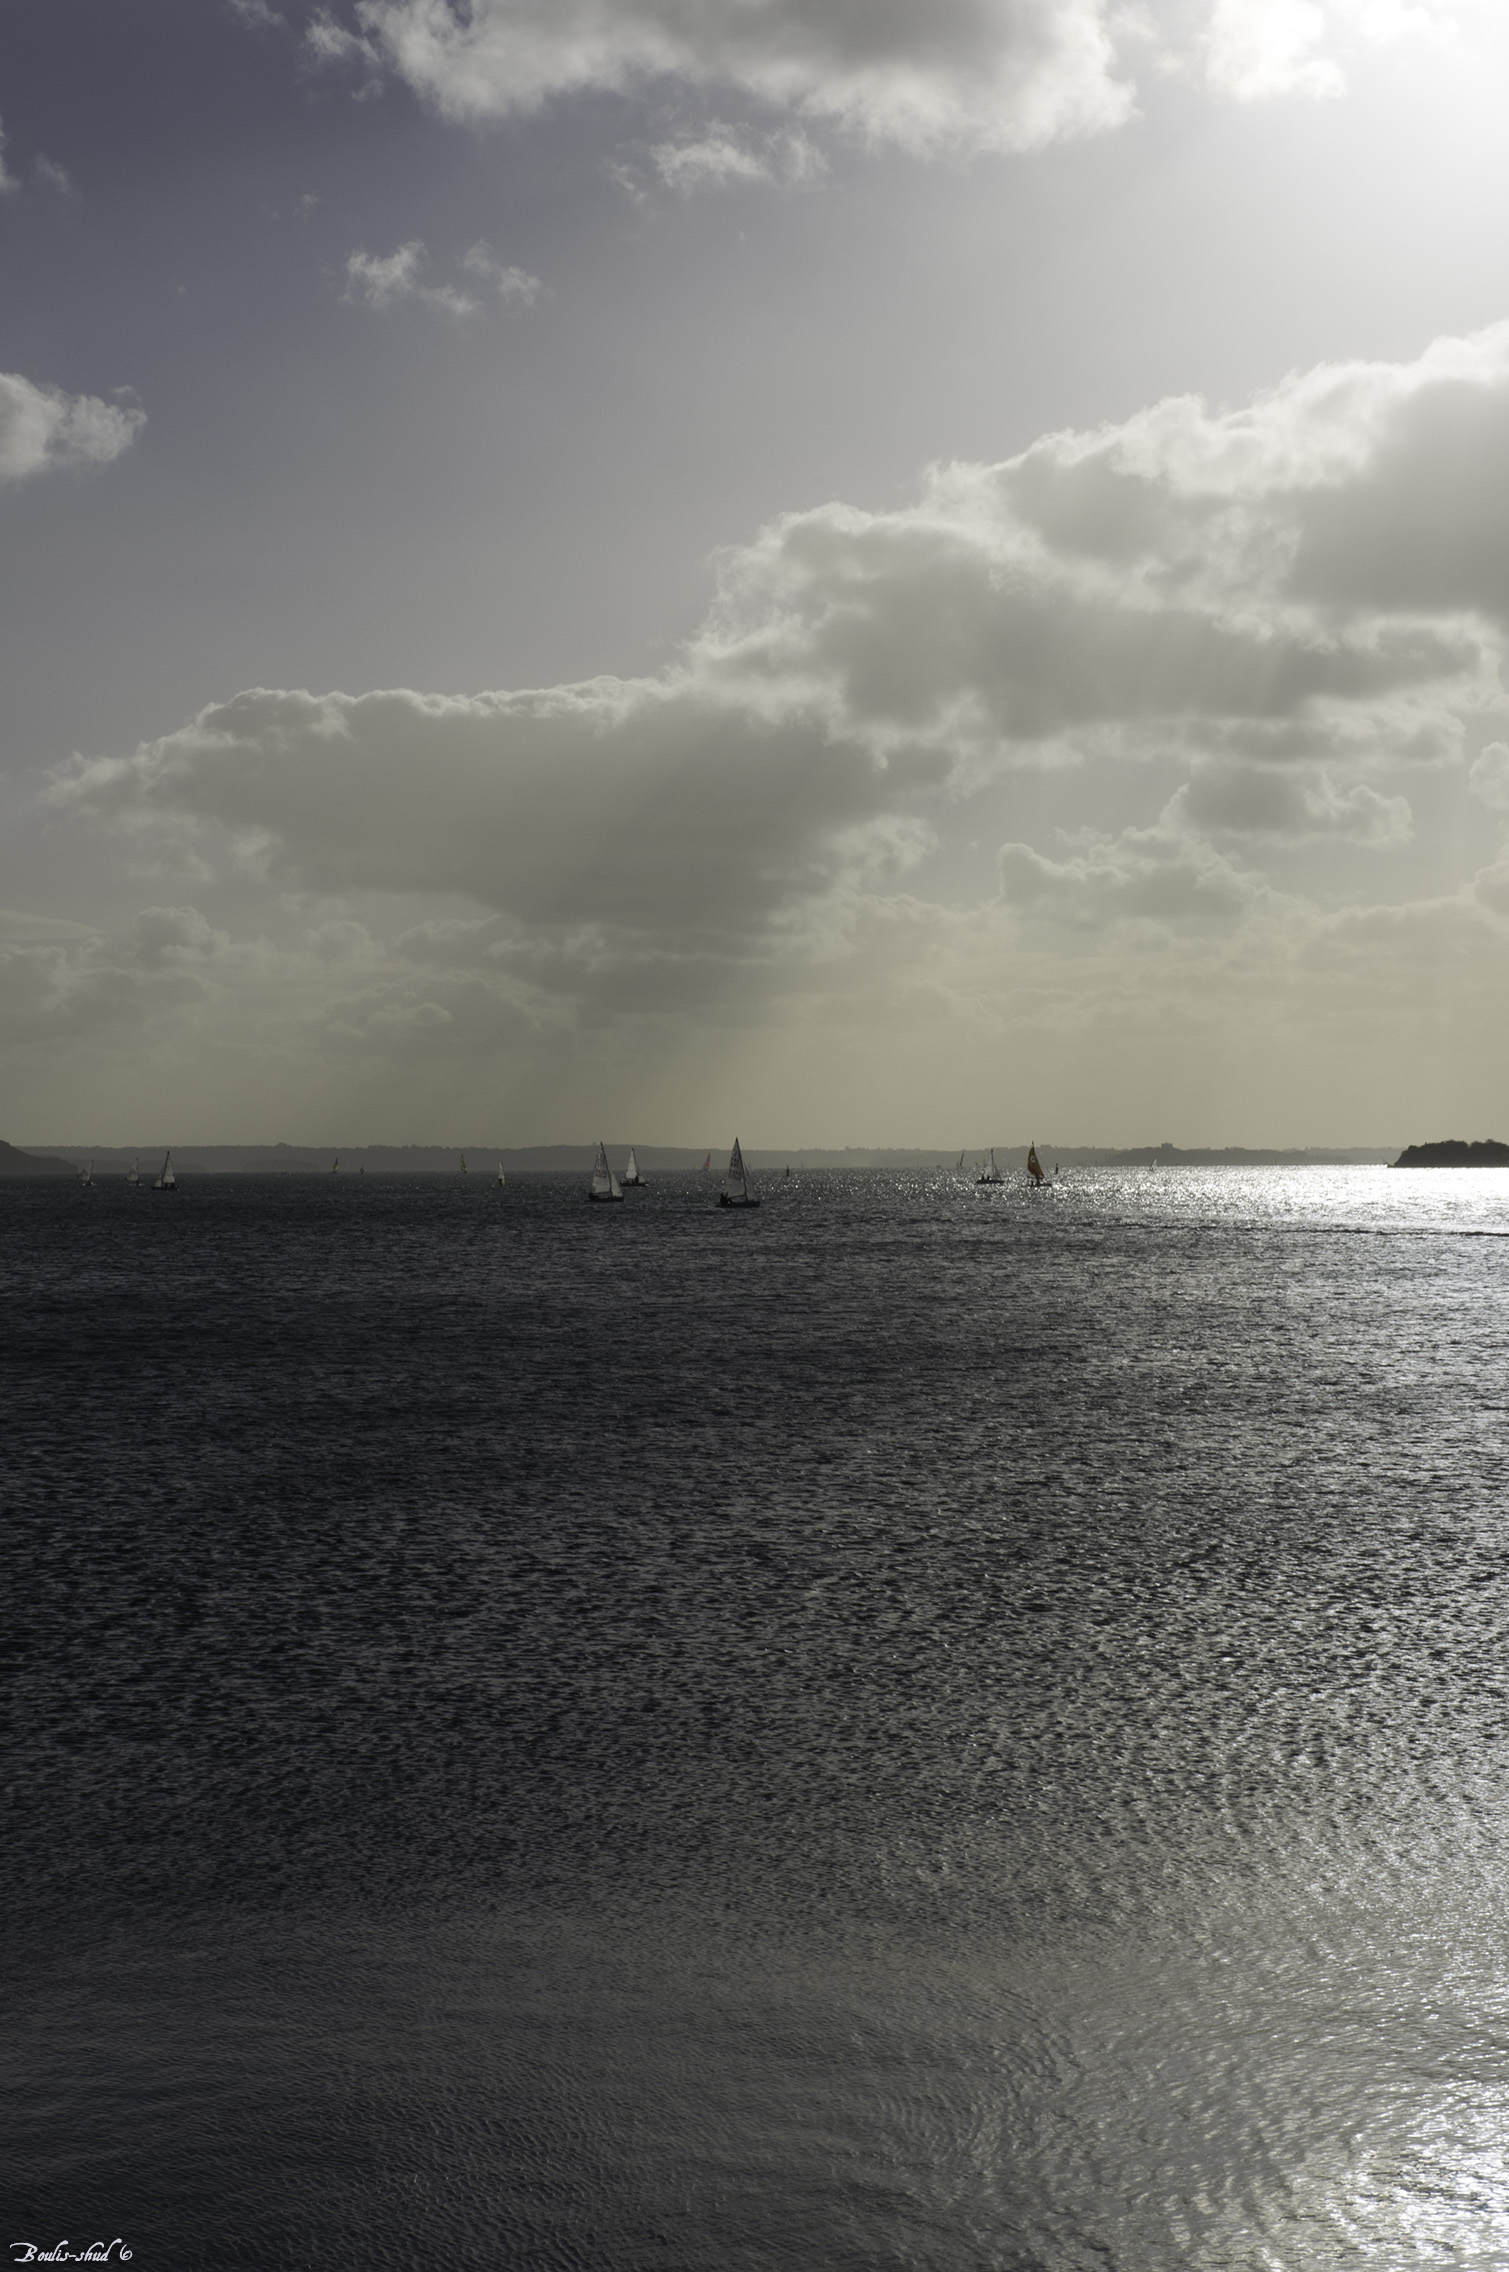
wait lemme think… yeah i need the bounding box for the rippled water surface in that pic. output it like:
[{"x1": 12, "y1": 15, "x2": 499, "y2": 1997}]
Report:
[{"x1": 7, "y1": 1165, "x2": 1509, "y2": 2268}]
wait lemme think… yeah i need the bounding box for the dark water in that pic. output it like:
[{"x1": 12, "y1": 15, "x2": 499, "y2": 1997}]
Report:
[{"x1": 7, "y1": 1166, "x2": 1509, "y2": 2269}]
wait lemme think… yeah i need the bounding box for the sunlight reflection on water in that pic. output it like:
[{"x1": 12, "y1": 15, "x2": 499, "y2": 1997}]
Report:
[{"x1": 7, "y1": 1165, "x2": 1509, "y2": 2267}]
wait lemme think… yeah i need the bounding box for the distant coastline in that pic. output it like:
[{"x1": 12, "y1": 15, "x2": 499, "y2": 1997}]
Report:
[
  {"x1": 4, "y1": 1138, "x2": 1399, "y2": 1175},
  {"x1": 1393, "y1": 1139, "x2": 1509, "y2": 1168},
  {"x1": 0, "y1": 1139, "x2": 76, "y2": 1177}
]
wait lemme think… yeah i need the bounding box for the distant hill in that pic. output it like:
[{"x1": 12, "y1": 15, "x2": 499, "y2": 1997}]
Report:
[
  {"x1": 0, "y1": 1139, "x2": 76, "y2": 1177},
  {"x1": 1393, "y1": 1139, "x2": 1509, "y2": 1167},
  {"x1": 30, "y1": 1139, "x2": 1399, "y2": 1174}
]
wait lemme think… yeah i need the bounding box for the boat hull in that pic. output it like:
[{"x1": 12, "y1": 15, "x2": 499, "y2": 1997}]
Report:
[
  {"x1": 588, "y1": 1191, "x2": 624, "y2": 1203},
  {"x1": 718, "y1": 1194, "x2": 760, "y2": 1208}
]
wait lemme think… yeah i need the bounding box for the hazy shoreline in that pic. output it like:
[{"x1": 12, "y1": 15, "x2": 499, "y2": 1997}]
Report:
[{"x1": 3, "y1": 1139, "x2": 1401, "y2": 1176}]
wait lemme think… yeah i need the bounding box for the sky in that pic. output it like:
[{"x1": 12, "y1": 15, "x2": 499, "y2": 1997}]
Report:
[{"x1": 4, "y1": 0, "x2": 1509, "y2": 1147}]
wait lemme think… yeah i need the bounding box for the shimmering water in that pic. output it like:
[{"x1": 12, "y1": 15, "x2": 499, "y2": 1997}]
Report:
[{"x1": 6, "y1": 1166, "x2": 1509, "y2": 2268}]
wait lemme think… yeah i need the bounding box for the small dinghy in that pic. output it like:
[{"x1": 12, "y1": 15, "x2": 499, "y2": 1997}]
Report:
[
  {"x1": 621, "y1": 1146, "x2": 646, "y2": 1187},
  {"x1": 154, "y1": 1151, "x2": 177, "y2": 1191}
]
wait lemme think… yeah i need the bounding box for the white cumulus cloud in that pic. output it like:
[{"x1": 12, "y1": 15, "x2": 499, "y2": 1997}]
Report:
[
  {"x1": 342, "y1": 239, "x2": 477, "y2": 315},
  {"x1": 343, "y1": 238, "x2": 541, "y2": 315},
  {"x1": 0, "y1": 372, "x2": 144, "y2": 485},
  {"x1": 52, "y1": 317, "x2": 1509, "y2": 1011},
  {"x1": 315, "y1": 0, "x2": 1134, "y2": 155},
  {"x1": 459, "y1": 241, "x2": 542, "y2": 302},
  {"x1": 301, "y1": 0, "x2": 1473, "y2": 171},
  {"x1": 1203, "y1": 0, "x2": 1458, "y2": 102},
  {"x1": 648, "y1": 122, "x2": 826, "y2": 194}
]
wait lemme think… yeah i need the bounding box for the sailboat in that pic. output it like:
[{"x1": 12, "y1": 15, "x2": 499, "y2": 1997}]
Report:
[
  {"x1": 460, "y1": 1154, "x2": 468, "y2": 1174},
  {"x1": 957, "y1": 1153, "x2": 965, "y2": 1171},
  {"x1": 496, "y1": 1161, "x2": 506, "y2": 1187},
  {"x1": 126, "y1": 1156, "x2": 140, "y2": 1187},
  {"x1": 1027, "y1": 1144, "x2": 1045, "y2": 1186},
  {"x1": 332, "y1": 1157, "x2": 339, "y2": 1173},
  {"x1": 78, "y1": 1159, "x2": 93, "y2": 1188},
  {"x1": 154, "y1": 1151, "x2": 177, "y2": 1192},
  {"x1": 976, "y1": 1150, "x2": 1005, "y2": 1186},
  {"x1": 588, "y1": 1140, "x2": 624, "y2": 1203},
  {"x1": 621, "y1": 1146, "x2": 646, "y2": 1188},
  {"x1": 718, "y1": 1137, "x2": 759, "y2": 1209},
  {"x1": 701, "y1": 1153, "x2": 711, "y2": 1173}
]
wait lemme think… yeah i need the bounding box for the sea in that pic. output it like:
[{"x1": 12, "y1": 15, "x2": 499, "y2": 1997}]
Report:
[{"x1": 6, "y1": 1163, "x2": 1509, "y2": 2271}]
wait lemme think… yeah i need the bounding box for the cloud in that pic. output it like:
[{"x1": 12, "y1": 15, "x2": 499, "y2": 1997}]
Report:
[
  {"x1": 1203, "y1": 0, "x2": 1344, "y2": 99},
  {"x1": 129, "y1": 905, "x2": 234, "y2": 964},
  {"x1": 315, "y1": 0, "x2": 1134, "y2": 156},
  {"x1": 300, "y1": 0, "x2": 1470, "y2": 170},
  {"x1": 0, "y1": 910, "x2": 100, "y2": 944},
  {"x1": 0, "y1": 906, "x2": 247, "y2": 1052},
  {"x1": 1203, "y1": 0, "x2": 1457, "y2": 103},
  {"x1": 52, "y1": 317, "x2": 1509, "y2": 1039},
  {"x1": 0, "y1": 115, "x2": 77, "y2": 200},
  {"x1": 0, "y1": 897, "x2": 572, "y2": 1097},
  {"x1": 459, "y1": 241, "x2": 542, "y2": 303},
  {"x1": 0, "y1": 373, "x2": 144, "y2": 485},
  {"x1": 1469, "y1": 741, "x2": 1509, "y2": 811},
  {"x1": 648, "y1": 123, "x2": 825, "y2": 195},
  {"x1": 343, "y1": 239, "x2": 540, "y2": 315},
  {"x1": 342, "y1": 240, "x2": 476, "y2": 315},
  {"x1": 690, "y1": 327, "x2": 1509, "y2": 780},
  {"x1": 998, "y1": 814, "x2": 1267, "y2": 933},
  {"x1": 1174, "y1": 764, "x2": 1413, "y2": 845},
  {"x1": 61, "y1": 683, "x2": 943, "y2": 961}
]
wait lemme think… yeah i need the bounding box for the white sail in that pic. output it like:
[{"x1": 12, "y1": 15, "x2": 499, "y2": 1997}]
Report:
[
  {"x1": 127, "y1": 1156, "x2": 139, "y2": 1186},
  {"x1": 497, "y1": 1161, "x2": 506, "y2": 1187},
  {"x1": 622, "y1": 1146, "x2": 645, "y2": 1186},
  {"x1": 719, "y1": 1137, "x2": 759, "y2": 1207},
  {"x1": 155, "y1": 1150, "x2": 176, "y2": 1191},
  {"x1": 589, "y1": 1139, "x2": 623, "y2": 1202}
]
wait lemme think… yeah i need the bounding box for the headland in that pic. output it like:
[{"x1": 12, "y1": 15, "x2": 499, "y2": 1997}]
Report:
[
  {"x1": 1393, "y1": 1139, "x2": 1509, "y2": 1167},
  {"x1": 0, "y1": 1139, "x2": 77, "y2": 1177}
]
